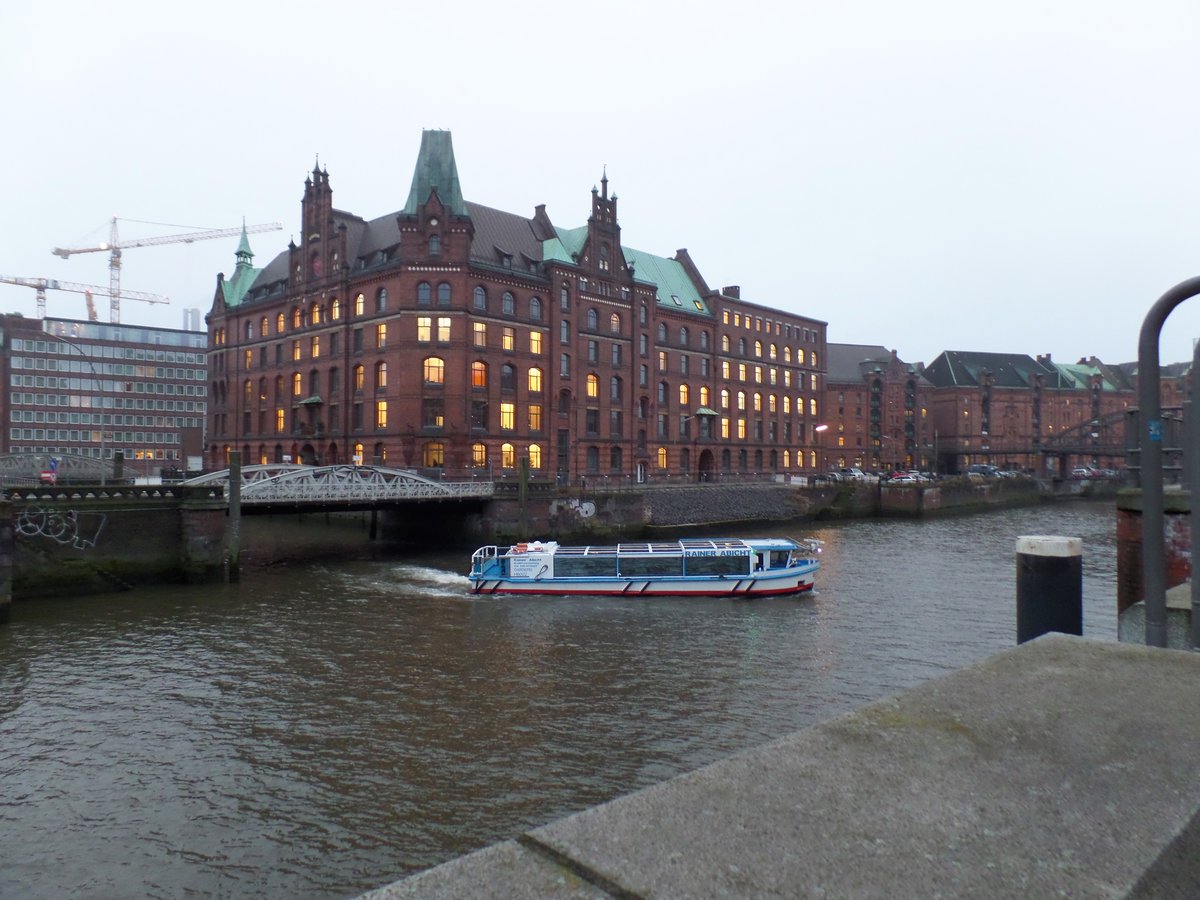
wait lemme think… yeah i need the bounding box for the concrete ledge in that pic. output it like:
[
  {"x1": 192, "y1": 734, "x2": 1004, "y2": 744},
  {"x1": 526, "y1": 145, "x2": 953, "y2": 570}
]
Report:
[{"x1": 364, "y1": 635, "x2": 1200, "y2": 898}]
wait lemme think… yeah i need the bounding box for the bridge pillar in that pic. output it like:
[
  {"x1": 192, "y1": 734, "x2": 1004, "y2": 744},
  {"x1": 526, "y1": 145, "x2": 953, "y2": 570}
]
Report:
[{"x1": 227, "y1": 452, "x2": 242, "y2": 583}]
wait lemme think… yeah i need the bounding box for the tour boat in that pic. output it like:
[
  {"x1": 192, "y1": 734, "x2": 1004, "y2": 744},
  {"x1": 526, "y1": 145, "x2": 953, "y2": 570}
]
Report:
[{"x1": 467, "y1": 537, "x2": 822, "y2": 597}]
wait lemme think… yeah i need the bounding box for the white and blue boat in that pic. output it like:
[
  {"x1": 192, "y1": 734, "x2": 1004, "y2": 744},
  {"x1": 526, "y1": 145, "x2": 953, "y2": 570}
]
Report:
[{"x1": 468, "y1": 537, "x2": 821, "y2": 597}]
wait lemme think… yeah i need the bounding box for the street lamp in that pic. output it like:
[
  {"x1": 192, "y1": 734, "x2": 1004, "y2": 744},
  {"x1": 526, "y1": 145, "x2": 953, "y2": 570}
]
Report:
[
  {"x1": 814, "y1": 423, "x2": 828, "y2": 475},
  {"x1": 54, "y1": 332, "x2": 107, "y2": 485}
]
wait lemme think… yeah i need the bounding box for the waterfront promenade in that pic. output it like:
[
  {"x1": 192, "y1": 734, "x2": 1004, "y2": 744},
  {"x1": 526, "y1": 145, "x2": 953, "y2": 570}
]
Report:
[{"x1": 366, "y1": 635, "x2": 1200, "y2": 898}]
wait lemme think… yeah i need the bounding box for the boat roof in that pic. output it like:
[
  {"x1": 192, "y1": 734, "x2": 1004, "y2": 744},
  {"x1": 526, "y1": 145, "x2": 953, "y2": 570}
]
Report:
[{"x1": 517, "y1": 538, "x2": 799, "y2": 557}]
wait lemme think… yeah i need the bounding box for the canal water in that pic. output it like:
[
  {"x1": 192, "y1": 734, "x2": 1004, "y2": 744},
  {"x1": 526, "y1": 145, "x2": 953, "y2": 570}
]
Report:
[{"x1": 1, "y1": 501, "x2": 1119, "y2": 898}]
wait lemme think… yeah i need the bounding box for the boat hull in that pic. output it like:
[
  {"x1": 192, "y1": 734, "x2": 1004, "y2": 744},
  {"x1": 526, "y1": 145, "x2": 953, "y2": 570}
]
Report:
[{"x1": 468, "y1": 569, "x2": 818, "y2": 598}]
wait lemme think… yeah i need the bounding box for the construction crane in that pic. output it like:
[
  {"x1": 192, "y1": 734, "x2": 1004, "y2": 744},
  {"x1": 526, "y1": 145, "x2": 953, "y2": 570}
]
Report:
[
  {"x1": 52, "y1": 217, "x2": 283, "y2": 323},
  {"x1": 0, "y1": 275, "x2": 169, "y2": 321}
]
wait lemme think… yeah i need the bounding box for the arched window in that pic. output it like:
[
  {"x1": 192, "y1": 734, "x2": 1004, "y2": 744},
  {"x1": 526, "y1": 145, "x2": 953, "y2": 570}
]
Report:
[
  {"x1": 437, "y1": 282, "x2": 451, "y2": 305},
  {"x1": 560, "y1": 284, "x2": 570, "y2": 310},
  {"x1": 721, "y1": 388, "x2": 730, "y2": 409},
  {"x1": 754, "y1": 340, "x2": 762, "y2": 358},
  {"x1": 423, "y1": 441, "x2": 445, "y2": 467},
  {"x1": 700, "y1": 331, "x2": 710, "y2": 350},
  {"x1": 500, "y1": 363, "x2": 516, "y2": 391},
  {"x1": 423, "y1": 357, "x2": 445, "y2": 385},
  {"x1": 769, "y1": 343, "x2": 778, "y2": 360},
  {"x1": 375, "y1": 361, "x2": 388, "y2": 389},
  {"x1": 530, "y1": 297, "x2": 543, "y2": 321},
  {"x1": 354, "y1": 293, "x2": 365, "y2": 316},
  {"x1": 738, "y1": 338, "x2": 746, "y2": 355},
  {"x1": 797, "y1": 348, "x2": 806, "y2": 365},
  {"x1": 417, "y1": 282, "x2": 431, "y2": 305},
  {"x1": 679, "y1": 326, "x2": 689, "y2": 347},
  {"x1": 679, "y1": 384, "x2": 690, "y2": 406},
  {"x1": 473, "y1": 286, "x2": 487, "y2": 310},
  {"x1": 330, "y1": 299, "x2": 341, "y2": 321},
  {"x1": 376, "y1": 288, "x2": 388, "y2": 312},
  {"x1": 658, "y1": 381, "x2": 669, "y2": 406},
  {"x1": 353, "y1": 364, "x2": 364, "y2": 391},
  {"x1": 586, "y1": 373, "x2": 599, "y2": 398},
  {"x1": 471, "y1": 442, "x2": 488, "y2": 466},
  {"x1": 783, "y1": 450, "x2": 792, "y2": 468},
  {"x1": 472, "y1": 361, "x2": 488, "y2": 388},
  {"x1": 609, "y1": 313, "x2": 621, "y2": 334},
  {"x1": 657, "y1": 323, "x2": 667, "y2": 343},
  {"x1": 722, "y1": 335, "x2": 730, "y2": 352},
  {"x1": 700, "y1": 386, "x2": 711, "y2": 405},
  {"x1": 528, "y1": 444, "x2": 543, "y2": 469},
  {"x1": 292, "y1": 372, "x2": 303, "y2": 396},
  {"x1": 501, "y1": 442, "x2": 516, "y2": 468},
  {"x1": 292, "y1": 307, "x2": 303, "y2": 328},
  {"x1": 737, "y1": 391, "x2": 746, "y2": 411},
  {"x1": 528, "y1": 366, "x2": 543, "y2": 393},
  {"x1": 244, "y1": 321, "x2": 254, "y2": 341},
  {"x1": 657, "y1": 447, "x2": 668, "y2": 469},
  {"x1": 260, "y1": 316, "x2": 269, "y2": 336},
  {"x1": 503, "y1": 292, "x2": 515, "y2": 315},
  {"x1": 784, "y1": 347, "x2": 792, "y2": 363},
  {"x1": 811, "y1": 351, "x2": 818, "y2": 368},
  {"x1": 587, "y1": 308, "x2": 599, "y2": 330},
  {"x1": 610, "y1": 376, "x2": 622, "y2": 401},
  {"x1": 243, "y1": 379, "x2": 253, "y2": 401}
]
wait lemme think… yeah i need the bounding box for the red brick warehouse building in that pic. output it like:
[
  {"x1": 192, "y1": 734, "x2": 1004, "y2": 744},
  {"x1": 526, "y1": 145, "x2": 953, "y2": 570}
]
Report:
[{"x1": 205, "y1": 131, "x2": 829, "y2": 483}]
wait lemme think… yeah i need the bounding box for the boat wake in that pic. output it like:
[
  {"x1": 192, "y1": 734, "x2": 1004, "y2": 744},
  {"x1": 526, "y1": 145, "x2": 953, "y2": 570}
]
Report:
[{"x1": 391, "y1": 564, "x2": 474, "y2": 598}]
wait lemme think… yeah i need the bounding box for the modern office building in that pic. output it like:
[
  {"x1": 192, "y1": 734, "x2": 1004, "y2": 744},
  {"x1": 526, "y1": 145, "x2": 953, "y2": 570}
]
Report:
[{"x1": 0, "y1": 314, "x2": 207, "y2": 475}]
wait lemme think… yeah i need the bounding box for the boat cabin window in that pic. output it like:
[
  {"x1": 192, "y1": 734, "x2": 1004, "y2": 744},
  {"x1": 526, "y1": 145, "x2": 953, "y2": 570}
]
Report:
[
  {"x1": 683, "y1": 553, "x2": 750, "y2": 576},
  {"x1": 554, "y1": 556, "x2": 618, "y2": 578},
  {"x1": 618, "y1": 556, "x2": 684, "y2": 577},
  {"x1": 769, "y1": 550, "x2": 792, "y2": 569}
]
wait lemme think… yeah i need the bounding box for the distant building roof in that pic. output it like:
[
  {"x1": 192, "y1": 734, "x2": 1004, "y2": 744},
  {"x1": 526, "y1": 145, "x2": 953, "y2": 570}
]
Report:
[{"x1": 922, "y1": 350, "x2": 1053, "y2": 388}]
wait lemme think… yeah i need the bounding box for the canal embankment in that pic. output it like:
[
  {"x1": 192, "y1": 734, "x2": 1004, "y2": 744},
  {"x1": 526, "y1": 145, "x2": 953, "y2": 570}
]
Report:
[{"x1": 364, "y1": 634, "x2": 1200, "y2": 899}]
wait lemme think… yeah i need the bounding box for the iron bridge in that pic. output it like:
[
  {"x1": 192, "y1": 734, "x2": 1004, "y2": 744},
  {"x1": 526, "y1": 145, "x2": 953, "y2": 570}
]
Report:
[{"x1": 181, "y1": 464, "x2": 494, "y2": 509}]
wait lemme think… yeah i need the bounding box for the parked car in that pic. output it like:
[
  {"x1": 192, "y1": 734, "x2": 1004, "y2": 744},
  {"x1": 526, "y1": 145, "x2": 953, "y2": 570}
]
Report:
[
  {"x1": 966, "y1": 464, "x2": 1001, "y2": 478},
  {"x1": 839, "y1": 467, "x2": 867, "y2": 481}
]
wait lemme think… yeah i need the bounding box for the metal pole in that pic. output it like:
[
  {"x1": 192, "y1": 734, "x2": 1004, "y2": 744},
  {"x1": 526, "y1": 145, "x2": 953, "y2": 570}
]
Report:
[
  {"x1": 1138, "y1": 275, "x2": 1200, "y2": 647},
  {"x1": 1192, "y1": 342, "x2": 1200, "y2": 650}
]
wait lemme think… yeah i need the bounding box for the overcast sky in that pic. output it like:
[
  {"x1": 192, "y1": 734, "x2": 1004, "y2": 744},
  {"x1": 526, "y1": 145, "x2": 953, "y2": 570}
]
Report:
[{"x1": 4, "y1": 1, "x2": 1200, "y2": 367}]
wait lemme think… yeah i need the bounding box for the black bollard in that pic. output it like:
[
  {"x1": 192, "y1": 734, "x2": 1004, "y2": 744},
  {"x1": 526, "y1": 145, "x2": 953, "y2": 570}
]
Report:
[{"x1": 1016, "y1": 536, "x2": 1082, "y2": 643}]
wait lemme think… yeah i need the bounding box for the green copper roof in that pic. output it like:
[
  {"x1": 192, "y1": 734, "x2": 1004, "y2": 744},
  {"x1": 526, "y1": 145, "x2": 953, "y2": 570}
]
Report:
[
  {"x1": 223, "y1": 228, "x2": 259, "y2": 307},
  {"x1": 403, "y1": 130, "x2": 467, "y2": 217},
  {"x1": 544, "y1": 226, "x2": 710, "y2": 316}
]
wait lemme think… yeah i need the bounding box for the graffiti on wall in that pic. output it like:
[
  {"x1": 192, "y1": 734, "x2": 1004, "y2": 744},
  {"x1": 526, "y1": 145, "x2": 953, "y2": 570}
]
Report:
[{"x1": 15, "y1": 507, "x2": 107, "y2": 550}]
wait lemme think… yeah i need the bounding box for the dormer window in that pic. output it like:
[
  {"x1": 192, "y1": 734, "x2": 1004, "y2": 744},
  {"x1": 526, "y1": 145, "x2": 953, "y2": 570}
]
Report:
[{"x1": 502, "y1": 254, "x2": 513, "y2": 268}]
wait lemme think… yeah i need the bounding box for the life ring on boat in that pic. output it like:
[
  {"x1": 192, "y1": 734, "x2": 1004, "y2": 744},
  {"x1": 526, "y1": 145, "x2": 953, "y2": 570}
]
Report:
[{"x1": 514, "y1": 543, "x2": 528, "y2": 553}]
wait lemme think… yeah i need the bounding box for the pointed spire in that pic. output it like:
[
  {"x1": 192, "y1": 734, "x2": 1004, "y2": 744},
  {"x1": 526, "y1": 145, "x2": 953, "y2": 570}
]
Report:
[
  {"x1": 404, "y1": 130, "x2": 467, "y2": 216},
  {"x1": 601, "y1": 166, "x2": 608, "y2": 199},
  {"x1": 235, "y1": 218, "x2": 254, "y2": 262}
]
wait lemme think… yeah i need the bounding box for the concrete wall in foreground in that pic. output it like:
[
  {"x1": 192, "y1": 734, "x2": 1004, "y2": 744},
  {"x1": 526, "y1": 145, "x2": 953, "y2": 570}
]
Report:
[{"x1": 364, "y1": 635, "x2": 1200, "y2": 899}]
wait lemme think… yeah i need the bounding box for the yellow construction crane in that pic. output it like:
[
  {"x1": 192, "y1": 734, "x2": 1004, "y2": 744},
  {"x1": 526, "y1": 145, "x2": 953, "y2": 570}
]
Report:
[
  {"x1": 0, "y1": 275, "x2": 169, "y2": 321},
  {"x1": 52, "y1": 216, "x2": 283, "y2": 323}
]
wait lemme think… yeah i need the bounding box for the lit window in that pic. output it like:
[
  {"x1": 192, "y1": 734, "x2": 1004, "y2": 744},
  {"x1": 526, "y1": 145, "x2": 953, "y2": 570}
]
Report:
[
  {"x1": 610, "y1": 313, "x2": 621, "y2": 334},
  {"x1": 501, "y1": 442, "x2": 515, "y2": 468},
  {"x1": 310, "y1": 336, "x2": 320, "y2": 358},
  {"x1": 376, "y1": 400, "x2": 388, "y2": 429},
  {"x1": 353, "y1": 364, "x2": 364, "y2": 391},
  {"x1": 700, "y1": 386, "x2": 710, "y2": 406},
  {"x1": 376, "y1": 324, "x2": 387, "y2": 349},
  {"x1": 530, "y1": 331, "x2": 543, "y2": 355},
  {"x1": 276, "y1": 408, "x2": 285, "y2": 433},
  {"x1": 679, "y1": 384, "x2": 689, "y2": 406},
  {"x1": 528, "y1": 367, "x2": 543, "y2": 392},
  {"x1": 331, "y1": 298, "x2": 341, "y2": 320},
  {"x1": 472, "y1": 361, "x2": 488, "y2": 388},
  {"x1": 437, "y1": 317, "x2": 451, "y2": 342},
  {"x1": 472, "y1": 321, "x2": 486, "y2": 347},
  {"x1": 586, "y1": 373, "x2": 599, "y2": 398},
  {"x1": 292, "y1": 373, "x2": 302, "y2": 396},
  {"x1": 528, "y1": 404, "x2": 542, "y2": 432},
  {"x1": 657, "y1": 447, "x2": 668, "y2": 469},
  {"x1": 502, "y1": 327, "x2": 515, "y2": 351},
  {"x1": 375, "y1": 362, "x2": 388, "y2": 389},
  {"x1": 292, "y1": 340, "x2": 301, "y2": 361},
  {"x1": 528, "y1": 443, "x2": 542, "y2": 468},
  {"x1": 737, "y1": 419, "x2": 747, "y2": 439},
  {"x1": 424, "y1": 357, "x2": 445, "y2": 385},
  {"x1": 471, "y1": 442, "x2": 487, "y2": 466},
  {"x1": 423, "y1": 441, "x2": 444, "y2": 466},
  {"x1": 355, "y1": 293, "x2": 365, "y2": 316}
]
